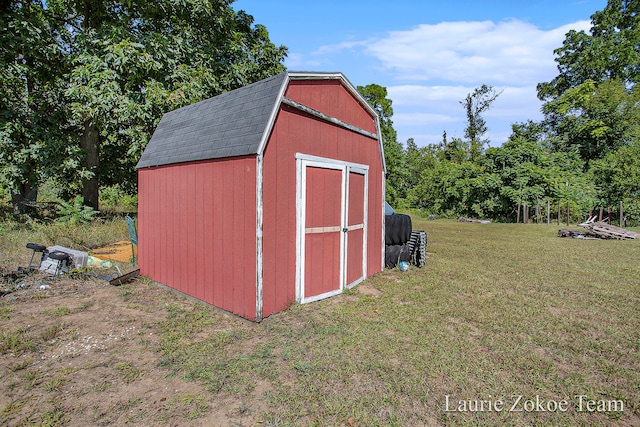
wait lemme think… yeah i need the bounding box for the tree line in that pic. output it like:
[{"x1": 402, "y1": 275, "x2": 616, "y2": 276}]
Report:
[{"x1": 368, "y1": 0, "x2": 640, "y2": 225}]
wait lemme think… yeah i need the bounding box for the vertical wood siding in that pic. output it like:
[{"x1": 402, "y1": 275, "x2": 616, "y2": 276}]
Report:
[
  {"x1": 304, "y1": 167, "x2": 343, "y2": 298},
  {"x1": 346, "y1": 171, "x2": 366, "y2": 286},
  {"x1": 138, "y1": 157, "x2": 257, "y2": 320},
  {"x1": 261, "y1": 82, "x2": 384, "y2": 318},
  {"x1": 285, "y1": 80, "x2": 377, "y2": 135}
]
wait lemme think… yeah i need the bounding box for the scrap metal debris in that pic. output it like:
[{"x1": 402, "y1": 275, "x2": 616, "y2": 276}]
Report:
[{"x1": 108, "y1": 269, "x2": 140, "y2": 286}]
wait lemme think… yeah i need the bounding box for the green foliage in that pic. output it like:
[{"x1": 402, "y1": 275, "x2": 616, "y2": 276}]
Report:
[
  {"x1": 403, "y1": 138, "x2": 437, "y2": 194},
  {"x1": 1, "y1": 0, "x2": 287, "y2": 213},
  {"x1": 537, "y1": 0, "x2": 640, "y2": 100},
  {"x1": 487, "y1": 137, "x2": 596, "y2": 218},
  {"x1": 99, "y1": 185, "x2": 138, "y2": 212},
  {"x1": 0, "y1": 1, "x2": 72, "y2": 210},
  {"x1": 56, "y1": 196, "x2": 98, "y2": 224},
  {"x1": 438, "y1": 136, "x2": 470, "y2": 163},
  {"x1": 409, "y1": 160, "x2": 483, "y2": 217},
  {"x1": 357, "y1": 84, "x2": 409, "y2": 205},
  {"x1": 406, "y1": 134, "x2": 598, "y2": 221},
  {"x1": 538, "y1": 1, "x2": 640, "y2": 166},
  {"x1": 590, "y1": 141, "x2": 640, "y2": 223},
  {"x1": 543, "y1": 79, "x2": 640, "y2": 163}
]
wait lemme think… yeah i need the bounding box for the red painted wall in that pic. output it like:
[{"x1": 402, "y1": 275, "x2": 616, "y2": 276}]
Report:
[
  {"x1": 285, "y1": 80, "x2": 377, "y2": 135},
  {"x1": 304, "y1": 167, "x2": 343, "y2": 298},
  {"x1": 138, "y1": 157, "x2": 257, "y2": 320},
  {"x1": 261, "y1": 81, "x2": 384, "y2": 318},
  {"x1": 346, "y1": 171, "x2": 366, "y2": 285}
]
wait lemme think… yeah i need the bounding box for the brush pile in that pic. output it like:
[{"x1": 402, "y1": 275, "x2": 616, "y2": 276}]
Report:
[{"x1": 577, "y1": 217, "x2": 640, "y2": 240}]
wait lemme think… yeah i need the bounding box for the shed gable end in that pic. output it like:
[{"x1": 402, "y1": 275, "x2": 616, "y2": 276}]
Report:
[{"x1": 284, "y1": 80, "x2": 377, "y2": 136}]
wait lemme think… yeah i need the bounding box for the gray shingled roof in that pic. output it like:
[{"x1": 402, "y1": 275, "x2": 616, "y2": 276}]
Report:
[{"x1": 137, "y1": 72, "x2": 287, "y2": 168}]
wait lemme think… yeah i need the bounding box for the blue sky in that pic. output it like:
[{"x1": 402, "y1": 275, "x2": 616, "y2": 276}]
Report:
[{"x1": 233, "y1": 0, "x2": 607, "y2": 148}]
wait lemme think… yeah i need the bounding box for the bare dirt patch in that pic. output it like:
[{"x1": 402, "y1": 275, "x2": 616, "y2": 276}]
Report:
[
  {"x1": 357, "y1": 282, "x2": 382, "y2": 297},
  {"x1": 0, "y1": 274, "x2": 259, "y2": 426}
]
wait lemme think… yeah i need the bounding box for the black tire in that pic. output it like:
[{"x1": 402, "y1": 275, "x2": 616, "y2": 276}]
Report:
[
  {"x1": 385, "y1": 243, "x2": 411, "y2": 268},
  {"x1": 48, "y1": 251, "x2": 71, "y2": 262},
  {"x1": 385, "y1": 214, "x2": 412, "y2": 245},
  {"x1": 26, "y1": 243, "x2": 47, "y2": 252}
]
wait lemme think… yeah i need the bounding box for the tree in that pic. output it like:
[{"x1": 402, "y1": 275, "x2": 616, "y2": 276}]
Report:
[
  {"x1": 404, "y1": 138, "x2": 435, "y2": 191},
  {"x1": 538, "y1": 0, "x2": 640, "y2": 100},
  {"x1": 438, "y1": 137, "x2": 470, "y2": 163},
  {"x1": 542, "y1": 78, "x2": 640, "y2": 164},
  {"x1": 357, "y1": 83, "x2": 408, "y2": 204},
  {"x1": 60, "y1": 0, "x2": 288, "y2": 209},
  {"x1": 408, "y1": 158, "x2": 500, "y2": 218},
  {"x1": 509, "y1": 120, "x2": 553, "y2": 147},
  {"x1": 408, "y1": 123, "x2": 597, "y2": 221},
  {"x1": 590, "y1": 141, "x2": 640, "y2": 223},
  {"x1": 485, "y1": 135, "x2": 596, "y2": 222},
  {"x1": 1, "y1": 0, "x2": 288, "y2": 211},
  {"x1": 0, "y1": 0, "x2": 71, "y2": 213},
  {"x1": 460, "y1": 85, "x2": 502, "y2": 160},
  {"x1": 537, "y1": 1, "x2": 640, "y2": 166}
]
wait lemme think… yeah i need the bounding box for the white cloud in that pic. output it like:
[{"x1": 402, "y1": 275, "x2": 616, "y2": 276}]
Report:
[
  {"x1": 392, "y1": 111, "x2": 458, "y2": 126},
  {"x1": 486, "y1": 86, "x2": 544, "y2": 120},
  {"x1": 309, "y1": 18, "x2": 592, "y2": 88},
  {"x1": 388, "y1": 85, "x2": 471, "y2": 105},
  {"x1": 314, "y1": 39, "x2": 372, "y2": 55},
  {"x1": 339, "y1": 19, "x2": 592, "y2": 86}
]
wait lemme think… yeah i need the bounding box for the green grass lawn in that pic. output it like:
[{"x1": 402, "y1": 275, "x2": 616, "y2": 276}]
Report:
[
  {"x1": 1, "y1": 217, "x2": 638, "y2": 425},
  {"x1": 157, "y1": 218, "x2": 640, "y2": 426}
]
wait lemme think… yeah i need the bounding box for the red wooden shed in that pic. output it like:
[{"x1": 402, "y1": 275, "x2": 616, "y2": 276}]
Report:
[{"x1": 136, "y1": 71, "x2": 386, "y2": 321}]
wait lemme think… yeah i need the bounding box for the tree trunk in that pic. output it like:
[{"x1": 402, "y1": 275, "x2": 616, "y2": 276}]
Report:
[
  {"x1": 11, "y1": 183, "x2": 38, "y2": 215},
  {"x1": 80, "y1": 121, "x2": 100, "y2": 210},
  {"x1": 547, "y1": 200, "x2": 551, "y2": 225}
]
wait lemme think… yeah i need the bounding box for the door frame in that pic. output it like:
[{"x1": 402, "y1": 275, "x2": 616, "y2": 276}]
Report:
[{"x1": 295, "y1": 153, "x2": 369, "y2": 304}]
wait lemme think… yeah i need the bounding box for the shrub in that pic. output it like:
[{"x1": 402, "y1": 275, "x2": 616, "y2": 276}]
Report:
[{"x1": 56, "y1": 196, "x2": 98, "y2": 224}]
